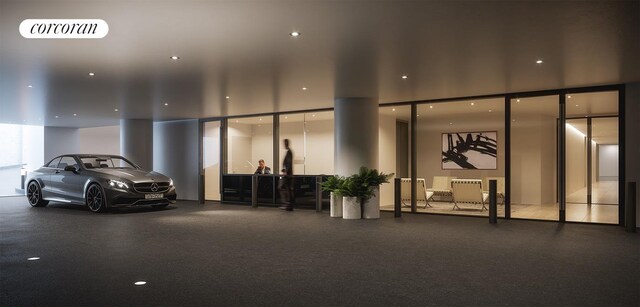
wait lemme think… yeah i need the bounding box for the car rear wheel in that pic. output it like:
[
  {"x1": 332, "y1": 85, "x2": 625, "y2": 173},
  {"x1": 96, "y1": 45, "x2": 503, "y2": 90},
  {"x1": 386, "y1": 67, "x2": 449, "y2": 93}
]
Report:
[
  {"x1": 27, "y1": 181, "x2": 48, "y2": 207},
  {"x1": 86, "y1": 184, "x2": 107, "y2": 213}
]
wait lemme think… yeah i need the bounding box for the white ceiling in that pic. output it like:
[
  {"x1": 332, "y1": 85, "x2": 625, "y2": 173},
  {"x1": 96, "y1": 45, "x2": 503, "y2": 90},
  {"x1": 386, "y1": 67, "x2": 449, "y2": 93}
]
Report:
[{"x1": 1, "y1": 0, "x2": 638, "y2": 128}]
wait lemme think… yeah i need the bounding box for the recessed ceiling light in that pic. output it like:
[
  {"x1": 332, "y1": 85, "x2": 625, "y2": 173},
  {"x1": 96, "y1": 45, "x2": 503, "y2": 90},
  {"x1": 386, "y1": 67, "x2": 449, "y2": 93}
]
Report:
[
  {"x1": 55, "y1": 116, "x2": 59, "y2": 118},
  {"x1": 235, "y1": 120, "x2": 239, "y2": 123},
  {"x1": 536, "y1": 59, "x2": 543, "y2": 64},
  {"x1": 27, "y1": 85, "x2": 33, "y2": 88},
  {"x1": 73, "y1": 114, "x2": 77, "y2": 116},
  {"x1": 302, "y1": 87, "x2": 307, "y2": 91},
  {"x1": 284, "y1": 116, "x2": 288, "y2": 119},
  {"x1": 88, "y1": 72, "x2": 95, "y2": 76},
  {"x1": 170, "y1": 56, "x2": 180, "y2": 60},
  {"x1": 392, "y1": 108, "x2": 396, "y2": 111},
  {"x1": 289, "y1": 31, "x2": 301, "y2": 37},
  {"x1": 575, "y1": 104, "x2": 579, "y2": 107},
  {"x1": 259, "y1": 118, "x2": 262, "y2": 121},
  {"x1": 401, "y1": 75, "x2": 408, "y2": 79},
  {"x1": 225, "y1": 96, "x2": 230, "y2": 99},
  {"x1": 449, "y1": 122, "x2": 453, "y2": 125},
  {"x1": 312, "y1": 114, "x2": 315, "y2": 117},
  {"x1": 417, "y1": 114, "x2": 420, "y2": 117},
  {"x1": 114, "y1": 108, "x2": 118, "y2": 112},
  {"x1": 516, "y1": 99, "x2": 520, "y2": 102},
  {"x1": 512, "y1": 119, "x2": 516, "y2": 122},
  {"x1": 134, "y1": 281, "x2": 147, "y2": 286},
  {"x1": 488, "y1": 110, "x2": 492, "y2": 112},
  {"x1": 27, "y1": 257, "x2": 40, "y2": 261},
  {"x1": 470, "y1": 102, "x2": 475, "y2": 106},
  {"x1": 164, "y1": 102, "x2": 169, "y2": 106},
  {"x1": 429, "y1": 105, "x2": 433, "y2": 109},
  {"x1": 568, "y1": 95, "x2": 572, "y2": 99}
]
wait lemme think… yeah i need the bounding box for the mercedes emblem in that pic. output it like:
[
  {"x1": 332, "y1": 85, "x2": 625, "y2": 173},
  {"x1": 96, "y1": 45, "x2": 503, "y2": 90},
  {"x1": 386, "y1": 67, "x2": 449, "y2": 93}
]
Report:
[{"x1": 150, "y1": 183, "x2": 159, "y2": 192}]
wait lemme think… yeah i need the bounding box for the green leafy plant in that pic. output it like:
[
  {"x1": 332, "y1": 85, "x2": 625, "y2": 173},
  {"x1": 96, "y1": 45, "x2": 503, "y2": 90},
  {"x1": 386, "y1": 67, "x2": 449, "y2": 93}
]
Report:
[
  {"x1": 321, "y1": 175, "x2": 345, "y2": 194},
  {"x1": 357, "y1": 166, "x2": 394, "y2": 187},
  {"x1": 336, "y1": 177, "x2": 373, "y2": 200}
]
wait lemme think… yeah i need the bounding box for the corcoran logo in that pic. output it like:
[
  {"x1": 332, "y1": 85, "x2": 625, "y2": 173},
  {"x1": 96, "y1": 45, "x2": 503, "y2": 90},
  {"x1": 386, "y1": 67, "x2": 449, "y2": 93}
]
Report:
[{"x1": 19, "y1": 19, "x2": 109, "y2": 39}]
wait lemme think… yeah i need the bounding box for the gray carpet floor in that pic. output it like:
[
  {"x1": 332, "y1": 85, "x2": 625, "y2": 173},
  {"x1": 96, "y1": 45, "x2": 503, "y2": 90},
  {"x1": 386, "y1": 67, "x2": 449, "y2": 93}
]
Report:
[{"x1": 1, "y1": 196, "x2": 638, "y2": 306}]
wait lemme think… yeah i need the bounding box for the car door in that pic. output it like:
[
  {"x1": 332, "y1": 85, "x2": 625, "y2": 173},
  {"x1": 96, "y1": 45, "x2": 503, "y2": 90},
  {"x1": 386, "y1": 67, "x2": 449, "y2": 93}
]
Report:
[
  {"x1": 50, "y1": 156, "x2": 86, "y2": 203},
  {"x1": 39, "y1": 157, "x2": 61, "y2": 198}
]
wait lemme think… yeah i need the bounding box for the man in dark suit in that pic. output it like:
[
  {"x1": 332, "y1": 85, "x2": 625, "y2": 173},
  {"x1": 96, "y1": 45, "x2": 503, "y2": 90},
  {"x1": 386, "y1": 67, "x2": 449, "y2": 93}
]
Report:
[
  {"x1": 254, "y1": 159, "x2": 271, "y2": 174},
  {"x1": 279, "y1": 139, "x2": 294, "y2": 211}
]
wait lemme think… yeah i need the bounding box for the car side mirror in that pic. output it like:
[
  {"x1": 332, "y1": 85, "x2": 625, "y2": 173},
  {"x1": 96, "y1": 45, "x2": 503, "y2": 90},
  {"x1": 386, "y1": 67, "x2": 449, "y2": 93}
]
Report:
[{"x1": 64, "y1": 165, "x2": 77, "y2": 172}]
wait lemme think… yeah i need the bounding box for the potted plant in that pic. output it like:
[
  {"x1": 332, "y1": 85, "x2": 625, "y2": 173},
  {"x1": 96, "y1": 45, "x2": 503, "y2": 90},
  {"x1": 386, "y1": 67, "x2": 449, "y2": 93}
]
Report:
[
  {"x1": 336, "y1": 176, "x2": 372, "y2": 219},
  {"x1": 358, "y1": 167, "x2": 394, "y2": 219},
  {"x1": 321, "y1": 175, "x2": 345, "y2": 218}
]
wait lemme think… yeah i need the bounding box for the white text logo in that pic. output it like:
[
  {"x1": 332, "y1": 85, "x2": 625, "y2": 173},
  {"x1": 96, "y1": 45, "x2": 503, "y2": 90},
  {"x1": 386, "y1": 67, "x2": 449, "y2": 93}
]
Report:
[{"x1": 20, "y1": 19, "x2": 109, "y2": 39}]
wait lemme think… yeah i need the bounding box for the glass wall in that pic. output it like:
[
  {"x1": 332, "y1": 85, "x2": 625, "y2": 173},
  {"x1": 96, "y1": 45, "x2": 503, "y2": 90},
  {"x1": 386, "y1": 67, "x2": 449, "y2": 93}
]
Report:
[
  {"x1": 0, "y1": 124, "x2": 44, "y2": 197},
  {"x1": 510, "y1": 95, "x2": 559, "y2": 220},
  {"x1": 203, "y1": 121, "x2": 221, "y2": 201},
  {"x1": 278, "y1": 111, "x2": 334, "y2": 175},
  {"x1": 565, "y1": 91, "x2": 619, "y2": 224},
  {"x1": 226, "y1": 116, "x2": 274, "y2": 174},
  {"x1": 378, "y1": 105, "x2": 411, "y2": 211},
  {"x1": 415, "y1": 98, "x2": 505, "y2": 216}
]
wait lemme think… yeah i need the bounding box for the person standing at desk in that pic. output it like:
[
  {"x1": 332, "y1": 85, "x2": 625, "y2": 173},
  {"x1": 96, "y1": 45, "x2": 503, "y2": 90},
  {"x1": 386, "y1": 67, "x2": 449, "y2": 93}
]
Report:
[
  {"x1": 254, "y1": 159, "x2": 271, "y2": 174},
  {"x1": 279, "y1": 139, "x2": 294, "y2": 211}
]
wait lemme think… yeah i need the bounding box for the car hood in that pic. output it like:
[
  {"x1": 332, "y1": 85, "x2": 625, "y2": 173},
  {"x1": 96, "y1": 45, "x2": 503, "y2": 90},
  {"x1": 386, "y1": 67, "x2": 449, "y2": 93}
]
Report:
[{"x1": 88, "y1": 169, "x2": 170, "y2": 183}]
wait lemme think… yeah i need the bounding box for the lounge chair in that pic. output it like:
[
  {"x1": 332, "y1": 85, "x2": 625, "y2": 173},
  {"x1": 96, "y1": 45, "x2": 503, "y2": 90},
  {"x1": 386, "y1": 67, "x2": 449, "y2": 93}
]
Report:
[
  {"x1": 451, "y1": 179, "x2": 489, "y2": 211},
  {"x1": 400, "y1": 178, "x2": 434, "y2": 208}
]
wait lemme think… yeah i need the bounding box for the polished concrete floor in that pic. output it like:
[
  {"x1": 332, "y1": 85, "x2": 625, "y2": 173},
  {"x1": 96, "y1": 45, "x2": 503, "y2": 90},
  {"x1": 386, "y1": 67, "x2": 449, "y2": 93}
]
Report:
[{"x1": 1, "y1": 196, "x2": 638, "y2": 306}]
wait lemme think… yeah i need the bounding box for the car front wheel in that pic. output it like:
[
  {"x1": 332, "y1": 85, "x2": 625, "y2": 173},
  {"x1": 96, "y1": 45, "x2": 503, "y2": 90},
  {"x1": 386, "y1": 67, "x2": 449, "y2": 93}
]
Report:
[
  {"x1": 27, "y1": 181, "x2": 48, "y2": 207},
  {"x1": 86, "y1": 184, "x2": 107, "y2": 213}
]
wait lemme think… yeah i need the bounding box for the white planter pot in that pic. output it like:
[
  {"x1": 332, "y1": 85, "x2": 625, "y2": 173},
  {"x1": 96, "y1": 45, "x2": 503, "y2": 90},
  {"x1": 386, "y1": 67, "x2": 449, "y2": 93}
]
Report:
[
  {"x1": 330, "y1": 192, "x2": 343, "y2": 217},
  {"x1": 362, "y1": 186, "x2": 380, "y2": 219},
  {"x1": 342, "y1": 196, "x2": 361, "y2": 219}
]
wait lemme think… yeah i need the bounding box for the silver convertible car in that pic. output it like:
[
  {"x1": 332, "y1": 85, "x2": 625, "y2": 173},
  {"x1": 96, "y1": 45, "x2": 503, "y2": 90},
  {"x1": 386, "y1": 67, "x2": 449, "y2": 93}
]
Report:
[{"x1": 25, "y1": 154, "x2": 177, "y2": 212}]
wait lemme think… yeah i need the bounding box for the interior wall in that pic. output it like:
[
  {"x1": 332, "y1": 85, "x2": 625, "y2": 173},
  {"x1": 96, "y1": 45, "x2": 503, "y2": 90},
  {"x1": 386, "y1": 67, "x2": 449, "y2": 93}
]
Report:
[
  {"x1": 416, "y1": 114, "x2": 505, "y2": 189},
  {"x1": 598, "y1": 145, "x2": 619, "y2": 179},
  {"x1": 378, "y1": 114, "x2": 396, "y2": 206},
  {"x1": 566, "y1": 123, "x2": 587, "y2": 195},
  {"x1": 44, "y1": 127, "x2": 79, "y2": 161},
  {"x1": 251, "y1": 124, "x2": 273, "y2": 172},
  {"x1": 78, "y1": 125, "x2": 119, "y2": 155},
  {"x1": 153, "y1": 120, "x2": 199, "y2": 200},
  {"x1": 227, "y1": 124, "x2": 253, "y2": 174},
  {"x1": 304, "y1": 120, "x2": 334, "y2": 175}
]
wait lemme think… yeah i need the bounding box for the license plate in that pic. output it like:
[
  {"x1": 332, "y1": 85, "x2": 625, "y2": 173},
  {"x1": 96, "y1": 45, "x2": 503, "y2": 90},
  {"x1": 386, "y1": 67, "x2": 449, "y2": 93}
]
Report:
[{"x1": 145, "y1": 193, "x2": 163, "y2": 199}]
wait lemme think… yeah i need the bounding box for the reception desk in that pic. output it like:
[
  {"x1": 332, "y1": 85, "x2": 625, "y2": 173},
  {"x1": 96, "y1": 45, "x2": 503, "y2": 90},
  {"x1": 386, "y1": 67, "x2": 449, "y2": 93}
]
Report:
[{"x1": 221, "y1": 174, "x2": 330, "y2": 209}]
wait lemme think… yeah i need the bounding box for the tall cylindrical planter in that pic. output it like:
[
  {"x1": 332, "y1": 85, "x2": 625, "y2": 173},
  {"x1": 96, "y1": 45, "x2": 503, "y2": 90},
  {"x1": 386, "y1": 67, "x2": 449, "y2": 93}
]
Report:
[
  {"x1": 362, "y1": 186, "x2": 380, "y2": 219},
  {"x1": 330, "y1": 192, "x2": 343, "y2": 217},
  {"x1": 342, "y1": 196, "x2": 361, "y2": 219}
]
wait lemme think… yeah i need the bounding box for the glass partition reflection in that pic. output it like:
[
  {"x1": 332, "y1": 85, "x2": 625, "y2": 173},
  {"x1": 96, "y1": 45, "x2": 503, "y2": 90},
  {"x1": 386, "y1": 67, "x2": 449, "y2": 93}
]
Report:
[{"x1": 226, "y1": 116, "x2": 273, "y2": 174}]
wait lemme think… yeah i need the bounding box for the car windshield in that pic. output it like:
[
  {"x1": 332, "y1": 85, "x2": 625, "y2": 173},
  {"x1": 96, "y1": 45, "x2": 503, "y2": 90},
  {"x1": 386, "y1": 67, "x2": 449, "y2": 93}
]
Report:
[{"x1": 80, "y1": 156, "x2": 137, "y2": 169}]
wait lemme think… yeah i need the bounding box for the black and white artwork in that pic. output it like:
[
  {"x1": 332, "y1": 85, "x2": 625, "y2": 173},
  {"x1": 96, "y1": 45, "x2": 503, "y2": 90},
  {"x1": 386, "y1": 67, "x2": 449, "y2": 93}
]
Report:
[{"x1": 442, "y1": 131, "x2": 497, "y2": 170}]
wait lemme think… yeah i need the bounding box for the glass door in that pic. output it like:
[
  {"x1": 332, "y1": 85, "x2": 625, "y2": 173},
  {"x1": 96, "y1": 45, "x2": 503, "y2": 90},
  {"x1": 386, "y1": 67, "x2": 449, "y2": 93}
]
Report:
[{"x1": 203, "y1": 121, "x2": 221, "y2": 201}]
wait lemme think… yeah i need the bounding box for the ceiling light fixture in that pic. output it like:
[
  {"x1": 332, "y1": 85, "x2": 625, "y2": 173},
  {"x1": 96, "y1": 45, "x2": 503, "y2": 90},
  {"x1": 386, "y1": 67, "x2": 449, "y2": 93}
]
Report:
[
  {"x1": 73, "y1": 114, "x2": 77, "y2": 116},
  {"x1": 284, "y1": 116, "x2": 288, "y2": 119},
  {"x1": 164, "y1": 102, "x2": 169, "y2": 106},
  {"x1": 27, "y1": 85, "x2": 33, "y2": 88},
  {"x1": 134, "y1": 281, "x2": 147, "y2": 286},
  {"x1": 114, "y1": 108, "x2": 118, "y2": 112},
  {"x1": 575, "y1": 104, "x2": 579, "y2": 107},
  {"x1": 429, "y1": 105, "x2": 433, "y2": 109},
  {"x1": 55, "y1": 116, "x2": 59, "y2": 118},
  {"x1": 27, "y1": 257, "x2": 40, "y2": 261},
  {"x1": 88, "y1": 72, "x2": 95, "y2": 76},
  {"x1": 289, "y1": 31, "x2": 301, "y2": 37},
  {"x1": 225, "y1": 96, "x2": 230, "y2": 99},
  {"x1": 401, "y1": 75, "x2": 408, "y2": 79},
  {"x1": 536, "y1": 59, "x2": 543, "y2": 64},
  {"x1": 302, "y1": 87, "x2": 307, "y2": 91},
  {"x1": 170, "y1": 56, "x2": 180, "y2": 60},
  {"x1": 392, "y1": 108, "x2": 396, "y2": 112},
  {"x1": 312, "y1": 114, "x2": 315, "y2": 117},
  {"x1": 470, "y1": 102, "x2": 475, "y2": 106},
  {"x1": 568, "y1": 95, "x2": 572, "y2": 99},
  {"x1": 516, "y1": 99, "x2": 520, "y2": 102},
  {"x1": 489, "y1": 110, "x2": 492, "y2": 112}
]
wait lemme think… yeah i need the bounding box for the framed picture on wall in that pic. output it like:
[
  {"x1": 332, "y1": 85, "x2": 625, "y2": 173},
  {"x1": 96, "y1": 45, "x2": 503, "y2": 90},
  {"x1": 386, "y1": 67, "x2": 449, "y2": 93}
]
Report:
[{"x1": 442, "y1": 131, "x2": 497, "y2": 170}]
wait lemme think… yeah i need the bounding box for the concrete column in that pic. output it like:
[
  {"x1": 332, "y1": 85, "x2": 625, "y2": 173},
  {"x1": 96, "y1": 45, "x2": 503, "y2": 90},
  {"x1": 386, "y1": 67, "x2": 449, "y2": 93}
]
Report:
[
  {"x1": 120, "y1": 119, "x2": 153, "y2": 170},
  {"x1": 334, "y1": 97, "x2": 378, "y2": 176}
]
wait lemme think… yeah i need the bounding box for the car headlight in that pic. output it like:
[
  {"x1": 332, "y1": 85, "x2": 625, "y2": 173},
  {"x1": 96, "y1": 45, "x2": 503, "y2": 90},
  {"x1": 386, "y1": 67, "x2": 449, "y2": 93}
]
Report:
[
  {"x1": 169, "y1": 178, "x2": 174, "y2": 186},
  {"x1": 108, "y1": 179, "x2": 129, "y2": 189}
]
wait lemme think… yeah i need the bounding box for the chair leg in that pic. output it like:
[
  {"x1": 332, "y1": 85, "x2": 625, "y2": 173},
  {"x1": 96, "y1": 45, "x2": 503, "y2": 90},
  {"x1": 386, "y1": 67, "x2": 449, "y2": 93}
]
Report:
[{"x1": 452, "y1": 201, "x2": 459, "y2": 210}]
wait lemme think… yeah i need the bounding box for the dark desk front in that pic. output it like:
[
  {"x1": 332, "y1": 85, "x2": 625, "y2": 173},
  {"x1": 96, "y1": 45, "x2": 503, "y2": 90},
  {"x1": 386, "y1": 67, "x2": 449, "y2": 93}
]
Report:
[{"x1": 221, "y1": 174, "x2": 330, "y2": 209}]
